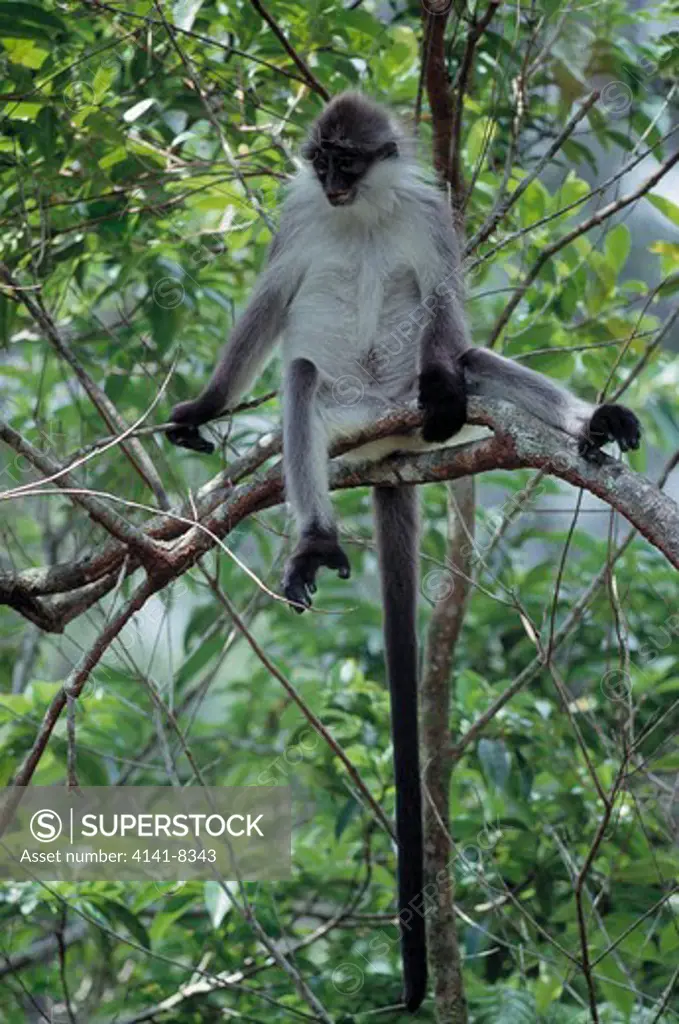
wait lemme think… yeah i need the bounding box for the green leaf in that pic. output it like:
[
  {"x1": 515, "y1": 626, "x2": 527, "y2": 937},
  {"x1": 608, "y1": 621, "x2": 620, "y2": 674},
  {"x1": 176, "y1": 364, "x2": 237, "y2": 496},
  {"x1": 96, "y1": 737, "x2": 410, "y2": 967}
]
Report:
[
  {"x1": 0, "y1": 1, "x2": 66, "y2": 40},
  {"x1": 647, "y1": 193, "x2": 679, "y2": 227},
  {"x1": 657, "y1": 272, "x2": 679, "y2": 297},
  {"x1": 90, "y1": 899, "x2": 152, "y2": 950},
  {"x1": 176, "y1": 630, "x2": 223, "y2": 686},
  {"x1": 534, "y1": 970, "x2": 563, "y2": 1012},
  {"x1": 335, "y1": 796, "x2": 359, "y2": 839},
  {"x1": 2, "y1": 36, "x2": 47, "y2": 67},
  {"x1": 508, "y1": 322, "x2": 554, "y2": 353},
  {"x1": 477, "y1": 738, "x2": 511, "y2": 791},
  {"x1": 518, "y1": 179, "x2": 549, "y2": 228},
  {"x1": 649, "y1": 240, "x2": 679, "y2": 277},
  {"x1": 557, "y1": 171, "x2": 590, "y2": 210},
  {"x1": 598, "y1": 958, "x2": 635, "y2": 1017},
  {"x1": 204, "y1": 880, "x2": 233, "y2": 928},
  {"x1": 604, "y1": 224, "x2": 631, "y2": 272},
  {"x1": 0, "y1": 1, "x2": 64, "y2": 28},
  {"x1": 466, "y1": 116, "x2": 496, "y2": 166}
]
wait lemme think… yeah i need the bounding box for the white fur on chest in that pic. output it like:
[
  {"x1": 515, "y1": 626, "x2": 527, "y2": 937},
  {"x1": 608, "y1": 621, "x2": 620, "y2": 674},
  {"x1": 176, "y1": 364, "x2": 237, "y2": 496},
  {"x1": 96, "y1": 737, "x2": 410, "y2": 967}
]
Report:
[{"x1": 280, "y1": 166, "x2": 437, "y2": 377}]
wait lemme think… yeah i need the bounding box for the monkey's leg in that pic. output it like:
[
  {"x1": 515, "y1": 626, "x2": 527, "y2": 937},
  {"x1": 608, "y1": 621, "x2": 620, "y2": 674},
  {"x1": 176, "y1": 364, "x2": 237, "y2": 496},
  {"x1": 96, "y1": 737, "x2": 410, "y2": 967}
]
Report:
[
  {"x1": 373, "y1": 485, "x2": 427, "y2": 1013},
  {"x1": 461, "y1": 348, "x2": 642, "y2": 460},
  {"x1": 281, "y1": 358, "x2": 350, "y2": 612},
  {"x1": 417, "y1": 299, "x2": 469, "y2": 443}
]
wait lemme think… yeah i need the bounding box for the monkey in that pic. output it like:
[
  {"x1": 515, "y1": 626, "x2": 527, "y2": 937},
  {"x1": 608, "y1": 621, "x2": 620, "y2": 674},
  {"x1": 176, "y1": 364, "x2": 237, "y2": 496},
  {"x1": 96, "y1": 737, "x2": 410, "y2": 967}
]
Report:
[{"x1": 167, "y1": 92, "x2": 641, "y2": 1012}]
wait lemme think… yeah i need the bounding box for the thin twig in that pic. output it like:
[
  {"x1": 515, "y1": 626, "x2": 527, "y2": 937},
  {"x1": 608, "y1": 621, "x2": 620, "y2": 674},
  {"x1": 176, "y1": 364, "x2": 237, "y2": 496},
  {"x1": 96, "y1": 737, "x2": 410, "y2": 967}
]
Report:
[
  {"x1": 487, "y1": 148, "x2": 679, "y2": 346},
  {"x1": 248, "y1": 0, "x2": 329, "y2": 101},
  {"x1": 0, "y1": 579, "x2": 156, "y2": 837},
  {"x1": 467, "y1": 90, "x2": 600, "y2": 251},
  {"x1": 448, "y1": 0, "x2": 501, "y2": 211},
  {"x1": 0, "y1": 265, "x2": 170, "y2": 509}
]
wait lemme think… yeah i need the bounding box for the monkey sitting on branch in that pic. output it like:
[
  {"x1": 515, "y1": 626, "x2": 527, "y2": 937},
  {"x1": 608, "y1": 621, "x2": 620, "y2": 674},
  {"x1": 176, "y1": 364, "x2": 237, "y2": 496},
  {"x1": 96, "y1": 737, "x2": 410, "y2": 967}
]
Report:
[{"x1": 168, "y1": 92, "x2": 641, "y2": 1013}]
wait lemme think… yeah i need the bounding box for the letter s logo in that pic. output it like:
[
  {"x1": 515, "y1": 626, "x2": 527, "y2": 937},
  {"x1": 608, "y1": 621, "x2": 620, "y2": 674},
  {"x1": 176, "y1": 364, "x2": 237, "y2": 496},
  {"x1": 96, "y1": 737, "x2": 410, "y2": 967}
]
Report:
[{"x1": 30, "y1": 809, "x2": 63, "y2": 843}]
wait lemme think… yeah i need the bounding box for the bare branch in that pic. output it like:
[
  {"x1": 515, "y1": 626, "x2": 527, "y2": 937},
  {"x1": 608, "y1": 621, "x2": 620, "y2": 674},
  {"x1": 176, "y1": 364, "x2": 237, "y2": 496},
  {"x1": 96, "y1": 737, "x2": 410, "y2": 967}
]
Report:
[
  {"x1": 422, "y1": 479, "x2": 475, "y2": 1024},
  {"x1": 248, "y1": 0, "x2": 330, "y2": 101},
  {"x1": 3, "y1": 398, "x2": 679, "y2": 628},
  {"x1": 0, "y1": 579, "x2": 156, "y2": 836},
  {"x1": 467, "y1": 90, "x2": 600, "y2": 252},
  {"x1": 0, "y1": 420, "x2": 170, "y2": 566},
  {"x1": 0, "y1": 264, "x2": 170, "y2": 509},
  {"x1": 451, "y1": 447, "x2": 679, "y2": 762}
]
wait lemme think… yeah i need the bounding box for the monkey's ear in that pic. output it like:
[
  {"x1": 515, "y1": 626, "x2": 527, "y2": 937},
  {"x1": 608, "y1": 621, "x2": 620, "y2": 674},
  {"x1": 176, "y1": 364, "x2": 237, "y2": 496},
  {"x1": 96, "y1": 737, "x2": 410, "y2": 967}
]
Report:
[
  {"x1": 301, "y1": 139, "x2": 317, "y2": 161},
  {"x1": 377, "y1": 141, "x2": 398, "y2": 160}
]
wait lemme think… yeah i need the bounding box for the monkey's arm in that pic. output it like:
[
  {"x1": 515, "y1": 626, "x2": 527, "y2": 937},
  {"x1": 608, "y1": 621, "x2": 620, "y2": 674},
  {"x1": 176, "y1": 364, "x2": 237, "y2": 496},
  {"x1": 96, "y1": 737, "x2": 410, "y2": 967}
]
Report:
[
  {"x1": 168, "y1": 235, "x2": 299, "y2": 454},
  {"x1": 417, "y1": 289, "x2": 471, "y2": 443}
]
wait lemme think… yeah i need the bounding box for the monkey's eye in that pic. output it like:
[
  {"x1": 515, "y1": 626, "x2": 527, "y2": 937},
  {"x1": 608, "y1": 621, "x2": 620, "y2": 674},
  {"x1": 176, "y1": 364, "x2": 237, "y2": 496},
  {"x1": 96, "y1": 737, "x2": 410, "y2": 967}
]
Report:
[
  {"x1": 337, "y1": 157, "x2": 365, "y2": 175},
  {"x1": 313, "y1": 151, "x2": 329, "y2": 173}
]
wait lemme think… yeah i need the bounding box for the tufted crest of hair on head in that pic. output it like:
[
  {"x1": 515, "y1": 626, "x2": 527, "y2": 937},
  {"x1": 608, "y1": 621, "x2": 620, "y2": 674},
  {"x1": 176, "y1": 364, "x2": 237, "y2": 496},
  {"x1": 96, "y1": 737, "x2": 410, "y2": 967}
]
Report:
[{"x1": 302, "y1": 91, "x2": 400, "y2": 158}]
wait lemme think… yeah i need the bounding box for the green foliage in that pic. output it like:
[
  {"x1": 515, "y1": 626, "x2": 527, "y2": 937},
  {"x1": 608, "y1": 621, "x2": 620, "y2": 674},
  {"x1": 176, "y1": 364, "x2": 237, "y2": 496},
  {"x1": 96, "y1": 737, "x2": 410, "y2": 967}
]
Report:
[{"x1": 1, "y1": 0, "x2": 678, "y2": 1021}]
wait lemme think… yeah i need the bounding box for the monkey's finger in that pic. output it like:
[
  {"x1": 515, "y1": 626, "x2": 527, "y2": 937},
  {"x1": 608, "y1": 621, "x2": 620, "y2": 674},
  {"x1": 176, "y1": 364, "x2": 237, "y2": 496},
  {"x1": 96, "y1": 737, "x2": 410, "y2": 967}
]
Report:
[
  {"x1": 335, "y1": 553, "x2": 351, "y2": 579},
  {"x1": 325, "y1": 547, "x2": 351, "y2": 579},
  {"x1": 282, "y1": 571, "x2": 313, "y2": 613},
  {"x1": 287, "y1": 591, "x2": 310, "y2": 613}
]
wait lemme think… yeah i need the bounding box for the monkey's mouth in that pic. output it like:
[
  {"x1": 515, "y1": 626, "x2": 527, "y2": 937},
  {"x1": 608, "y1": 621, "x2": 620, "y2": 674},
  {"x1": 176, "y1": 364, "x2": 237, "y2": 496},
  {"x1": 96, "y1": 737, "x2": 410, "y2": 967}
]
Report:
[{"x1": 326, "y1": 189, "x2": 355, "y2": 207}]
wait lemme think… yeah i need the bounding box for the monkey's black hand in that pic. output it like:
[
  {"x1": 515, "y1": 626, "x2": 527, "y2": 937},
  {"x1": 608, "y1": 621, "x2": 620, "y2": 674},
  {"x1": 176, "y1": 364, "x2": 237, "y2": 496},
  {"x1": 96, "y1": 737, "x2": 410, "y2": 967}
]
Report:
[
  {"x1": 166, "y1": 424, "x2": 215, "y2": 455},
  {"x1": 418, "y1": 364, "x2": 467, "y2": 443},
  {"x1": 579, "y1": 404, "x2": 642, "y2": 462},
  {"x1": 282, "y1": 529, "x2": 351, "y2": 613},
  {"x1": 166, "y1": 400, "x2": 216, "y2": 455}
]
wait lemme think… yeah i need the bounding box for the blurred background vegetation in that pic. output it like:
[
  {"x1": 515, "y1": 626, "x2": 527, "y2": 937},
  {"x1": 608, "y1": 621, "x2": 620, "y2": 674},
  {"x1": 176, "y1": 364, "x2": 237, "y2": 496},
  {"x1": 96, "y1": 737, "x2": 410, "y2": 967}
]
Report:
[{"x1": 1, "y1": 0, "x2": 679, "y2": 1021}]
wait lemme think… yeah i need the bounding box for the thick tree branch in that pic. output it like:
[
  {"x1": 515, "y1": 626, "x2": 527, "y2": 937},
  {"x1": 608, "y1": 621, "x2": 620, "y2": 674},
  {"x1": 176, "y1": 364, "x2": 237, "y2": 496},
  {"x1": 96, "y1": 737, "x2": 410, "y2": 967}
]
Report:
[
  {"x1": 423, "y1": 2, "x2": 454, "y2": 189},
  {"x1": 2, "y1": 398, "x2": 678, "y2": 630},
  {"x1": 422, "y1": 478, "x2": 475, "y2": 1024}
]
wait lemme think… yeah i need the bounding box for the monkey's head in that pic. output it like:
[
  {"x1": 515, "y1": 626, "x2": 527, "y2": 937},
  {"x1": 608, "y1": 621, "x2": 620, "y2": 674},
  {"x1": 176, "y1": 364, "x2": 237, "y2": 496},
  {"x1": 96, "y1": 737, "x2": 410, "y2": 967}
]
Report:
[{"x1": 302, "y1": 92, "x2": 399, "y2": 208}]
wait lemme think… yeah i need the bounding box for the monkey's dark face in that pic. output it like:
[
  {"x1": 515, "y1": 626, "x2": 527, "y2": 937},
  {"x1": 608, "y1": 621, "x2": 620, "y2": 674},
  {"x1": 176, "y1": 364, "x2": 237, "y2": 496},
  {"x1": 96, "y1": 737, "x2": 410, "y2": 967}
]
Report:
[
  {"x1": 309, "y1": 145, "x2": 371, "y2": 206},
  {"x1": 306, "y1": 141, "x2": 398, "y2": 207}
]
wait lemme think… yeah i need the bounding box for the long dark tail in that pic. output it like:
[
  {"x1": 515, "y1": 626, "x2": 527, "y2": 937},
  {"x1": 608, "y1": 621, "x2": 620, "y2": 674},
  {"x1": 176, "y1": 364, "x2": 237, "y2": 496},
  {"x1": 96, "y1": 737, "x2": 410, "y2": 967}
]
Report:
[{"x1": 373, "y1": 485, "x2": 427, "y2": 1013}]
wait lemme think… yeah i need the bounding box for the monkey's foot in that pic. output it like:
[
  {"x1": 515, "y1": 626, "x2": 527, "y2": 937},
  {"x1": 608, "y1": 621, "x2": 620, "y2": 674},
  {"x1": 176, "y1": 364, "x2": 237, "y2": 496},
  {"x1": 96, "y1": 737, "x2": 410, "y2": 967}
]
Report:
[
  {"x1": 579, "y1": 404, "x2": 642, "y2": 462},
  {"x1": 418, "y1": 365, "x2": 467, "y2": 443},
  {"x1": 282, "y1": 528, "x2": 351, "y2": 613},
  {"x1": 166, "y1": 424, "x2": 215, "y2": 454}
]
